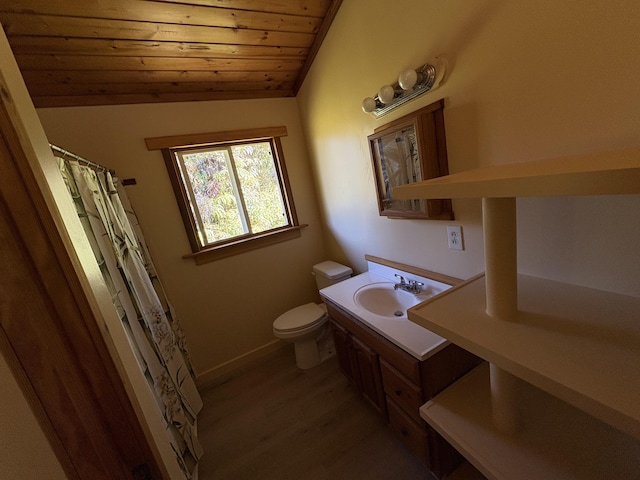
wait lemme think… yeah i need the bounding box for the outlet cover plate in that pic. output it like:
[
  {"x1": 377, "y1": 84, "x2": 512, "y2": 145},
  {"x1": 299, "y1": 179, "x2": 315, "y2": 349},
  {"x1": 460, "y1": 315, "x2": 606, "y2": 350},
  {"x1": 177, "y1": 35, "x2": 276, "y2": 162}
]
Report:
[{"x1": 447, "y1": 225, "x2": 464, "y2": 251}]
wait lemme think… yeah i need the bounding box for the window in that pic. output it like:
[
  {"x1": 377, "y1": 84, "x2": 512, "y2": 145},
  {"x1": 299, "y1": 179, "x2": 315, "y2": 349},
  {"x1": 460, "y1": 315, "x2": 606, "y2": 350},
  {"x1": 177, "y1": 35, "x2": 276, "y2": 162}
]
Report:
[{"x1": 145, "y1": 127, "x2": 305, "y2": 264}]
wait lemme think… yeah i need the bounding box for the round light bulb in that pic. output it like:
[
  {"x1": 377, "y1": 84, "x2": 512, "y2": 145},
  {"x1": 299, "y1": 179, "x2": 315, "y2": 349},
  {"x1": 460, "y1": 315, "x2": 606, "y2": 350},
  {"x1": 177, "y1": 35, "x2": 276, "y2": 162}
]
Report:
[
  {"x1": 398, "y1": 69, "x2": 418, "y2": 90},
  {"x1": 361, "y1": 97, "x2": 377, "y2": 113},
  {"x1": 378, "y1": 85, "x2": 396, "y2": 104}
]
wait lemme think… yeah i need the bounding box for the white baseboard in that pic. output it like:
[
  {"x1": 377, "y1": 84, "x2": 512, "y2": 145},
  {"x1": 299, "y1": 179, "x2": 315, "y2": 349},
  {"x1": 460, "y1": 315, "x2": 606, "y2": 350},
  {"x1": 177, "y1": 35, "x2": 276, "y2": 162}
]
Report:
[{"x1": 195, "y1": 339, "x2": 289, "y2": 389}]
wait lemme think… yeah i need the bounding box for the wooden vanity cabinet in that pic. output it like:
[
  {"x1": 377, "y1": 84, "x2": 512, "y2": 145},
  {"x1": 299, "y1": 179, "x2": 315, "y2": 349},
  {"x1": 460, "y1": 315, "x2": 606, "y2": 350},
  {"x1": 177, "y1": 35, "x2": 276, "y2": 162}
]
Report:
[
  {"x1": 386, "y1": 398, "x2": 430, "y2": 462},
  {"x1": 329, "y1": 319, "x2": 386, "y2": 416},
  {"x1": 381, "y1": 359, "x2": 423, "y2": 423},
  {"x1": 329, "y1": 320, "x2": 356, "y2": 385},
  {"x1": 351, "y1": 335, "x2": 387, "y2": 416},
  {"x1": 326, "y1": 300, "x2": 481, "y2": 479}
]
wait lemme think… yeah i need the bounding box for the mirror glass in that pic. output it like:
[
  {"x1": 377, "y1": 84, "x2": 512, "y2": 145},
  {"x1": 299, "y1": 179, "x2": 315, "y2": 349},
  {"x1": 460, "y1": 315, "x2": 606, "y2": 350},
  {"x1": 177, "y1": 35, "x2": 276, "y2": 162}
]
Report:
[{"x1": 371, "y1": 124, "x2": 425, "y2": 213}]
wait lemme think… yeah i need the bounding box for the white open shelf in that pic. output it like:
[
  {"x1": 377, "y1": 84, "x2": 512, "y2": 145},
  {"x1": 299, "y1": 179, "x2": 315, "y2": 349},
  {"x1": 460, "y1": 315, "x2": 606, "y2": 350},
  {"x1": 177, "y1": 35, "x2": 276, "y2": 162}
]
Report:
[
  {"x1": 393, "y1": 148, "x2": 640, "y2": 478},
  {"x1": 409, "y1": 273, "x2": 640, "y2": 440},
  {"x1": 393, "y1": 147, "x2": 640, "y2": 200},
  {"x1": 421, "y1": 363, "x2": 640, "y2": 480}
]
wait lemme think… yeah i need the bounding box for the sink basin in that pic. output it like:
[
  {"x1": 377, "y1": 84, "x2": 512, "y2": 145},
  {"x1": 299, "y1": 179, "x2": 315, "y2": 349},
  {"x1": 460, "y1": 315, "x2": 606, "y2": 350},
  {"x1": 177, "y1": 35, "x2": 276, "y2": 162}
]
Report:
[{"x1": 353, "y1": 282, "x2": 423, "y2": 318}]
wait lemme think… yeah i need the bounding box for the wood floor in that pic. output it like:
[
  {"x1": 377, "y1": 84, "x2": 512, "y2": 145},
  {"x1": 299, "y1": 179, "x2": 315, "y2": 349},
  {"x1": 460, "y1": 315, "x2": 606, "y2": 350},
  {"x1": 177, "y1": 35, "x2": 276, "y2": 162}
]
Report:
[{"x1": 196, "y1": 346, "x2": 484, "y2": 480}]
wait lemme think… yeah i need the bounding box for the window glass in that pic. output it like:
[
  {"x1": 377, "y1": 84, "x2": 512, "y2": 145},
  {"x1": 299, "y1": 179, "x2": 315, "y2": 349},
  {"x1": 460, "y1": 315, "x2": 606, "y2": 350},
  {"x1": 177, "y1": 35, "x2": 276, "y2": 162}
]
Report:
[
  {"x1": 172, "y1": 138, "x2": 293, "y2": 250},
  {"x1": 232, "y1": 142, "x2": 287, "y2": 234}
]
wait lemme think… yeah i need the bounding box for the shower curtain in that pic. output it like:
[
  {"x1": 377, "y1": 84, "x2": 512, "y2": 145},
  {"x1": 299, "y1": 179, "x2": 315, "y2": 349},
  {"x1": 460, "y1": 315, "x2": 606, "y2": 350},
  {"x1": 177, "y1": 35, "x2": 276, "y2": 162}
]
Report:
[{"x1": 57, "y1": 158, "x2": 203, "y2": 479}]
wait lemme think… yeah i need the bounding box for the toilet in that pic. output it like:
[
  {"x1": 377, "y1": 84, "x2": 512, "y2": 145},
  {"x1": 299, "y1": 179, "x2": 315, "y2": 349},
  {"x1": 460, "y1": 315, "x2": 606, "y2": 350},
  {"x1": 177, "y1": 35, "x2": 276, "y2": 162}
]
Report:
[{"x1": 273, "y1": 261, "x2": 352, "y2": 369}]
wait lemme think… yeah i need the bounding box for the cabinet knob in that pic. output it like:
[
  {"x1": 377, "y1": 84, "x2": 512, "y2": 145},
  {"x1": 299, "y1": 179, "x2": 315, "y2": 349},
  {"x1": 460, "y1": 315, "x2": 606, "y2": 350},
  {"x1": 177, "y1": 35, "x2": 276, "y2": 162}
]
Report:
[
  {"x1": 400, "y1": 428, "x2": 409, "y2": 437},
  {"x1": 395, "y1": 389, "x2": 402, "y2": 397}
]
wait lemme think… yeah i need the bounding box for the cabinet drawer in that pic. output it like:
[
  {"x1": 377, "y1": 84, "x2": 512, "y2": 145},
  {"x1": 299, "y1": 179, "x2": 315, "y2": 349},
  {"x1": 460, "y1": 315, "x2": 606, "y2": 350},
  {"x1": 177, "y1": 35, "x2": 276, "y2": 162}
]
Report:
[
  {"x1": 381, "y1": 359, "x2": 423, "y2": 423},
  {"x1": 386, "y1": 396, "x2": 429, "y2": 465}
]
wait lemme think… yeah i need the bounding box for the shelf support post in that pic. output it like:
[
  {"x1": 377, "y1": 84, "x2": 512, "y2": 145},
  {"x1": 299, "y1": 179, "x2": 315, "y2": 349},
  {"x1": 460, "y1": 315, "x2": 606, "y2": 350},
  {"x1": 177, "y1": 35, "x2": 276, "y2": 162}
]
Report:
[
  {"x1": 482, "y1": 197, "x2": 517, "y2": 320},
  {"x1": 483, "y1": 197, "x2": 520, "y2": 433},
  {"x1": 489, "y1": 363, "x2": 522, "y2": 433}
]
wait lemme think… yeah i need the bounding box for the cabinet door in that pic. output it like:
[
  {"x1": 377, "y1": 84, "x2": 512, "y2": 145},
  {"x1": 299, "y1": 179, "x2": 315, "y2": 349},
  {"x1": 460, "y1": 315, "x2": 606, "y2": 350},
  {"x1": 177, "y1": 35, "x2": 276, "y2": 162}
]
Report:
[
  {"x1": 330, "y1": 320, "x2": 356, "y2": 386},
  {"x1": 351, "y1": 336, "x2": 386, "y2": 416}
]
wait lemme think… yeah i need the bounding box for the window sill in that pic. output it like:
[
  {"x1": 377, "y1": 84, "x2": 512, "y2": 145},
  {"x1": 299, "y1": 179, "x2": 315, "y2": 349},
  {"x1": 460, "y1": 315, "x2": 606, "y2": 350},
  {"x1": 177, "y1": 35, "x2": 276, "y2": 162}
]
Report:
[{"x1": 183, "y1": 224, "x2": 308, "y2": 265}]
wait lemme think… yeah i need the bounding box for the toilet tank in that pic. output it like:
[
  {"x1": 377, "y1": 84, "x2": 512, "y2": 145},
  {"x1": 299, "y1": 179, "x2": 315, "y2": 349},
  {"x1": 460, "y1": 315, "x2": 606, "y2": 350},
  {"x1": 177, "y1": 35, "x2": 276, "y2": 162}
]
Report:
[{"x1": 312, "y1": 261, "x2": 353, "y2": 290}]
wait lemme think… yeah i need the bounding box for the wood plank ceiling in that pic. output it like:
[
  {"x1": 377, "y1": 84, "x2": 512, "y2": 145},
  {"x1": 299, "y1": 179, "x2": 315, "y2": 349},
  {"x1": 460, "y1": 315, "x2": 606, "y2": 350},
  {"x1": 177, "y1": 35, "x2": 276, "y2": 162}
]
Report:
[{"x1": 0, "y1": 0, "x2": 343, "y2": 108}]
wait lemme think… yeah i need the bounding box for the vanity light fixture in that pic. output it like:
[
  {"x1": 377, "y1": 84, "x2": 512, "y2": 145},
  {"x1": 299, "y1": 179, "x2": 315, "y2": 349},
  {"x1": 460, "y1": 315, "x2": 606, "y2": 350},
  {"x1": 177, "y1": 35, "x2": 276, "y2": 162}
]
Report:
[{"x1": 362, "y1": 57, "x2": 447, "y2": 117}]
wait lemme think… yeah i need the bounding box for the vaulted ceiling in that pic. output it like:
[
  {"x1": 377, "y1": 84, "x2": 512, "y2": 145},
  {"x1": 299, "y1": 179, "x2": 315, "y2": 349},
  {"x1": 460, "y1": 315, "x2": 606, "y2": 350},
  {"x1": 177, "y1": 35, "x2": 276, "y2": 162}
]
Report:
[{"x1": 0, "y1": 0, "x2": 343, "y2": 108}]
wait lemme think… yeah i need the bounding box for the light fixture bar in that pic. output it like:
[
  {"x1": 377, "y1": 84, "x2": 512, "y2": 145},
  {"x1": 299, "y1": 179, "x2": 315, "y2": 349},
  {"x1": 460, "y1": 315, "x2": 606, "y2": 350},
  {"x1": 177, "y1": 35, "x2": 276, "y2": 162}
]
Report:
[{"x1": 362, "y1": 58, "x2": 446, "y2": 117}]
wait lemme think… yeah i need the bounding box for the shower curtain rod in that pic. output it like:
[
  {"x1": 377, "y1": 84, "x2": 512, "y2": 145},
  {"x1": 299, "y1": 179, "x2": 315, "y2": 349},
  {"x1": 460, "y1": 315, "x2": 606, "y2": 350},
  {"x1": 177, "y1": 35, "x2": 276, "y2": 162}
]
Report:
[{"x1": 50, "y1": 143, "x2": 116, "y2": 175}]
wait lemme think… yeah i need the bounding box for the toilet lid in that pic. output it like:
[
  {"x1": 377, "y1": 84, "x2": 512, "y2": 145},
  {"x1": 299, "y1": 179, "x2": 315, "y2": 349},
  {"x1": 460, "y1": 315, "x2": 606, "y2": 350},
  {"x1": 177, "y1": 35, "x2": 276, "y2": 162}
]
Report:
[{"x1": 274, "y1": 303, "x2": 326, "y2": 331}]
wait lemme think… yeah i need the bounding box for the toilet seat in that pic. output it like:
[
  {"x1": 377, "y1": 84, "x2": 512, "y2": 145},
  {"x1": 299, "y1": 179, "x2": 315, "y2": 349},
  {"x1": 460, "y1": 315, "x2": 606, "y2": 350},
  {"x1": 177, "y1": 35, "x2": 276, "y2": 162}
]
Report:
[{"x1": 273, "y1": 303, "x2": 326, "y2": 333}]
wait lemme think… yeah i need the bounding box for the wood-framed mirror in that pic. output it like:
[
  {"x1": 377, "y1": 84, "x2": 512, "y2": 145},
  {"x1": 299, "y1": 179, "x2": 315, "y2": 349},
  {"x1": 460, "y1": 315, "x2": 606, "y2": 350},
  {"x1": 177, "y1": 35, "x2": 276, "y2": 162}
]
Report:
[{"x1": 368, "y1": 99, "x2": 454, "y2": 220}]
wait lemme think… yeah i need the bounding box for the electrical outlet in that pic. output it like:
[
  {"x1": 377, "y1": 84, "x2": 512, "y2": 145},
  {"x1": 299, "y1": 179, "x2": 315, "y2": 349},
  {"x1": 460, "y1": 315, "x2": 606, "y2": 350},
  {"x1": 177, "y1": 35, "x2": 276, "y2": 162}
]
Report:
[{"x1": 446, "y1": 225, "x2": 464, "y2": 251}]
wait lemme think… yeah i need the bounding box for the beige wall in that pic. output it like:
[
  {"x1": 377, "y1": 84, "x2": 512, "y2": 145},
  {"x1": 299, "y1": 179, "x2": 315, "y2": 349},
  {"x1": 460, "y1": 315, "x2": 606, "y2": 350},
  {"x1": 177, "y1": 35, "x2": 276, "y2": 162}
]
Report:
[
  {"x1": 37, "y1": 98, "x2": 326, "y2": 380},
  {"x1": 297, "y1": 0, "x2": 640, "y2": 296}
]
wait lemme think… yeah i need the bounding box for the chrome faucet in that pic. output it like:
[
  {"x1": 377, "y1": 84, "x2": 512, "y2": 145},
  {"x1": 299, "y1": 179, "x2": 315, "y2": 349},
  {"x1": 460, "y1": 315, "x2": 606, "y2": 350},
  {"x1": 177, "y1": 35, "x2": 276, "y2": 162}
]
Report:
[
  {"x1": 394, "y1": 274, "x2": 406, "y2": 290},
  {"x1": 394, "y1": 274, "x2": 424, "y2": 294}
]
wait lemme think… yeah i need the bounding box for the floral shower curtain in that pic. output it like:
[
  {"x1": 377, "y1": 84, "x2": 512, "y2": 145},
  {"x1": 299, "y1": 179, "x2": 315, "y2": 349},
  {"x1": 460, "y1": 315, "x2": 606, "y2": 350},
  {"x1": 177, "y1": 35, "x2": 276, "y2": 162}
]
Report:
[{"x1": 57, "y1": 157, "x2": 203, "y2": 479}]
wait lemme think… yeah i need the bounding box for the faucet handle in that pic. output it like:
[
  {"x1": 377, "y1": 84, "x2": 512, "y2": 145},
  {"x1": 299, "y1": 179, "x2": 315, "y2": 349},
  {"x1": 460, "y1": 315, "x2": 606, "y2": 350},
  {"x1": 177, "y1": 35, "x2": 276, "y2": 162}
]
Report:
[
  {"x1": 408, "y1": 279, "x2": 424, "y2": 293},
  {"x1": 394, "y1": 274, "x2": 406, "y2": 284}
]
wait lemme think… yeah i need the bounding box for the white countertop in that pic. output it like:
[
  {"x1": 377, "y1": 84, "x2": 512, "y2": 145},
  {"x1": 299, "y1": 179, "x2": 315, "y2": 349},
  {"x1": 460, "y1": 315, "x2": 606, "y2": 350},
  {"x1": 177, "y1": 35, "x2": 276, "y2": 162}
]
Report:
[{"x1": 319, "y1": 263, "x2": 451, "y2": 361}]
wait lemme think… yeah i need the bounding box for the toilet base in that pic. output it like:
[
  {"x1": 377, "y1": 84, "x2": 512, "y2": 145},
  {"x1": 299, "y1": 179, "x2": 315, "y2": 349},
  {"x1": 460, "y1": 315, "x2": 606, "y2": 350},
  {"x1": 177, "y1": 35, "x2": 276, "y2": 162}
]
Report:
[
  {"x1": 294, "y1": 338, "x2": 321, "y2": 369},
  {"x1": 293, "y1": 327, "x2": 336, "y2": 370},
  {"x1": 318, "y1": 331, "x2": 336, "y2": 363}
]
